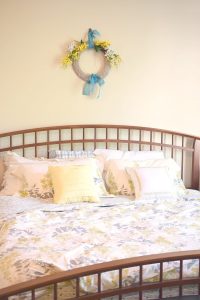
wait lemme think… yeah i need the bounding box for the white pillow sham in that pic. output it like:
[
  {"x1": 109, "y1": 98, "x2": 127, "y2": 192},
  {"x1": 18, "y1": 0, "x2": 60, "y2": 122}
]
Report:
[
  {"x1": 122, "y1": 150, "x2": 164, "y2": 160},
  {"x1": 94, "y1": 149, "x2": 164, "y2": 171},
  {"x1": 94, "y1": 149, "x2": 164, "y2": 161},
  {"x1": 94, "y1": 149, "x2": 124, "y2": 161}
]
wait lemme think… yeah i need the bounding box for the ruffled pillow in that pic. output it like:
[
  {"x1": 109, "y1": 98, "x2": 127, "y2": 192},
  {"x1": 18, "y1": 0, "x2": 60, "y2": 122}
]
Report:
[
  {"x1": 126, "y1": 166, "x2": 174, "y2": 199},
  {"x1": 49, "y1": 165, "x2": 100, "y2": 204}
]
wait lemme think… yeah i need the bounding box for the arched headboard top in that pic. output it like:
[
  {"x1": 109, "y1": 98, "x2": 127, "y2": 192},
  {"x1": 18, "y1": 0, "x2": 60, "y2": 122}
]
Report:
[{"x1": 0, "y1": 124, "x2": 199, "y2": 190}]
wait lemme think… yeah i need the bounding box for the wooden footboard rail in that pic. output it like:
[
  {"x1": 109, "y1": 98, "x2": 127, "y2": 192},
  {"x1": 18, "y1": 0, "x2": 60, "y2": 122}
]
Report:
[{"x1": 0, "y1": 250, "x2": 200, "y2": 300}]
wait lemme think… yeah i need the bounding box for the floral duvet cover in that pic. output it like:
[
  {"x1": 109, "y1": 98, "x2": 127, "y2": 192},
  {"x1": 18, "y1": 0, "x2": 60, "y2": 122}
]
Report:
[{"x1": 0, "y1": 190, "x2": 200, "y2": 299}]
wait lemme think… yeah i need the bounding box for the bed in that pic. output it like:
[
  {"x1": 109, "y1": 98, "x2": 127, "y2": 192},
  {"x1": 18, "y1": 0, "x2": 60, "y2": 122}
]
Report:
[{"x1": 0, "y1": 124, "x2": 200, "y2": 300}]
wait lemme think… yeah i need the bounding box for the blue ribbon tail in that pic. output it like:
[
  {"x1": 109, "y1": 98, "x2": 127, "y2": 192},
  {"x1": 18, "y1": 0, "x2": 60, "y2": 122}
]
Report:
[
  {"x1": 83, "y1": 81, "x2": 94, "y2": 96},
  {"x1": 83, "y1": 74, "x2": 104, "y2": 98},
  {"x1": 88, "y1": 37, "x2": 94, "y2": 49},
  {"x1": 88, "y1": 28, "x2": 100, "y2": 49}
]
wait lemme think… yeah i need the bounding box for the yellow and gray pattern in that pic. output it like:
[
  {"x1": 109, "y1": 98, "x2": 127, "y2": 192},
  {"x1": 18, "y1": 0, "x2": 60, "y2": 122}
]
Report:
[{"x1": 0, "y1": 190, "x2": 200, "y2": 298}]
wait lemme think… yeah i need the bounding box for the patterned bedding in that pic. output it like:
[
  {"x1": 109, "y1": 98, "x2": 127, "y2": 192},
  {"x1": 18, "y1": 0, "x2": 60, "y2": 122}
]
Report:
[{"x1": 0, "y1": 190, "x2": 200, "y2": 299}]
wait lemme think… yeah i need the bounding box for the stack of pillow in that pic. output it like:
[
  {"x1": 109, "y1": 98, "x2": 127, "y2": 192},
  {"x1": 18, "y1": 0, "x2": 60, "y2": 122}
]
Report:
[
  {"x1": 94, "y1": 149, "x2": 186, "y2": 199},
  {"x1": 0, "y1": 151, "x2": 108, "y2": 203},
  {"x1": 0, "y1": 149, "x2": 186, "y2": 203}
]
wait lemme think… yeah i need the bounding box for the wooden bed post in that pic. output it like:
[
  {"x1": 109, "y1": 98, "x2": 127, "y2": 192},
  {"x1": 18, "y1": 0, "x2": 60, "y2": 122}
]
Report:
[{"x1": 192, "y1": 139, "x2": 200, "y2": 190}]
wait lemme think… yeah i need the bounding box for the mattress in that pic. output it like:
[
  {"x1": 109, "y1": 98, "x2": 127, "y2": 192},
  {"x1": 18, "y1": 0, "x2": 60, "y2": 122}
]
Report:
[{"x1": 0, "y1": 190, "x2": 200, "y2": 299}]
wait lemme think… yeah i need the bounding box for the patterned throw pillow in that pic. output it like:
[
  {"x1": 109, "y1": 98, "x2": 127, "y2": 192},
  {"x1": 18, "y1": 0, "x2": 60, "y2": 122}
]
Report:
[
  {"x1": 12, "y1": 163, "x2": 54, "y2": 199},
  {"x1": 104, "y1": 159, "x2": 135, "y2": 196},
  {"x1": 0, "y1": 152, "x2": 108, "y2": 200}
]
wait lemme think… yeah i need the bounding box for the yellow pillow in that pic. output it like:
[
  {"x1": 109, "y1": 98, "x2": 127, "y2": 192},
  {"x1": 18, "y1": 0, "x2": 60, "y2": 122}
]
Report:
[{"x1": 49, "y1": 165, "x2": 100, "y2": 204}]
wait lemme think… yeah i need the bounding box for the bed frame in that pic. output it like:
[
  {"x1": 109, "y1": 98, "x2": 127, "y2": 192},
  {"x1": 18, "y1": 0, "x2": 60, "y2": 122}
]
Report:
[{"x1": 0, "y1": 124, "x2": 200, "y2": 300}]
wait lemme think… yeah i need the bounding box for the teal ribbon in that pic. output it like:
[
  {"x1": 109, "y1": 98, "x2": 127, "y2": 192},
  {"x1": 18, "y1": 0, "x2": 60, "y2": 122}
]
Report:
[
  {"x1": 88, "y1": 28, "x2": 100, "y2": 49},
  {"x1": 83, "y1": 74, "x2": 104, "y2": 98}
]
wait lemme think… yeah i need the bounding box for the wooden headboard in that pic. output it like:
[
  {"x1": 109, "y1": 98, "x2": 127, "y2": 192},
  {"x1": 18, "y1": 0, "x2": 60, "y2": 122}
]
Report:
[{"x1": 0, "y1": 124, "x2": 199, "y2": 189}]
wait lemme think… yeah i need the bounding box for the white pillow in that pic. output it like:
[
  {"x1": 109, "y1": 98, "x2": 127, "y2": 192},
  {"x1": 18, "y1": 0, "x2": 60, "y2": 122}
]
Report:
[
  {"x1": 94, "y1": 149, "x2": 165, "y2": 175},
  {"x1": 94, "y1": 149, "x2": 124, "y2": 160},
  {"x1": 94, "y1": 149, "x2": 124, "y2": 174},
  {"x1": 94, "y1": 149, "x2": 164, "y2": 162},
  {"x1": 122, "y1": 151, "x2": 164, "y2": 161},
  {"x1": 126, "y1": 166, "x2": 174, "y2": 199}
]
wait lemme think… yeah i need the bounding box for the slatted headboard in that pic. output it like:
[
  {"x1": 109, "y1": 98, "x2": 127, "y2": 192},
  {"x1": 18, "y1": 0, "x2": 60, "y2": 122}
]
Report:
[{"x1": 0, "y1": 124, "x2": 199, "y2": 189}]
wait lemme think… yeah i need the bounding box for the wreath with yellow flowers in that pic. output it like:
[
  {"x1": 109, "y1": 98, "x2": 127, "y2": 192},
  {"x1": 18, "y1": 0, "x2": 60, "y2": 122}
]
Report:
[{"x1": 62, "y1": 29, "x2": 121, "y2": 97}]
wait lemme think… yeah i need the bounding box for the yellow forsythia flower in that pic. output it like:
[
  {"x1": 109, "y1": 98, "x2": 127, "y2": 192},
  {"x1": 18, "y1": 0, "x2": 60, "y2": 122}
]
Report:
[
  {"x1": 71, "y1": 50, "x2": 80, "y2": 60},
  {"x1": 77, "y1": 42, "x2": 87, "y2": 51},
  {"x1": 62, "y1": 55, "x2": 72, "y2": 66}
]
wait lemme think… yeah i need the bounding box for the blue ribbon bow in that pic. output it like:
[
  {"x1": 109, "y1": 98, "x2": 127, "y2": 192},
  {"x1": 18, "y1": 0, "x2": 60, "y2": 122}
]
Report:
[
  {"x1": 88, "y1": 28, "x2": 100, "y2": 49},
  {"x1": 83, "y1": 74, "x2": 104, "y2": 98}
]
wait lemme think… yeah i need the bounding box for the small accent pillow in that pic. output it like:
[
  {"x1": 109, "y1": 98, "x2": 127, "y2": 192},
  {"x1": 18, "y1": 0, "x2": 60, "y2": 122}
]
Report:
[
  {"x1": 49, "y1": 165, "x2": 100, "y2": 204},
  {"x1": 128, "y1": 158, "x2": 186, "y2": 197},
  {"x1": 126, "y1": 167, "x2": 174, "y2": 199},
  {"x1": 0, "y1": 152, "x2": 108, "y2": 199}
]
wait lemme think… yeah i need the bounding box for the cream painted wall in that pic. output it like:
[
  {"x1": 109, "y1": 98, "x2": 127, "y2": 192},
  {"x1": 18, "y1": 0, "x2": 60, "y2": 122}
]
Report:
[{"x1": 0, "y1": 0, "x2": 200, "y2": 135}]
